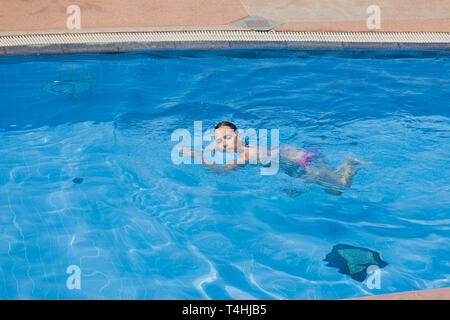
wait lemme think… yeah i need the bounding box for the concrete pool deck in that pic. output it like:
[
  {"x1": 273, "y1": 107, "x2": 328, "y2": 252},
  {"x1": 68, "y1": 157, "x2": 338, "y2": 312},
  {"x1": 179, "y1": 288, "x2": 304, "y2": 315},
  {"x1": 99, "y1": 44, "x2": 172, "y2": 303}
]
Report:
[
  {"x1": 350, "y1": 287, "x2": 450, "y2": 300},
  {"x1": 0, "y1": 0, "x2": 449, "y2": 301},
  {"x1": 0, "y1": 0, "x2": 449, "y2": 34}
]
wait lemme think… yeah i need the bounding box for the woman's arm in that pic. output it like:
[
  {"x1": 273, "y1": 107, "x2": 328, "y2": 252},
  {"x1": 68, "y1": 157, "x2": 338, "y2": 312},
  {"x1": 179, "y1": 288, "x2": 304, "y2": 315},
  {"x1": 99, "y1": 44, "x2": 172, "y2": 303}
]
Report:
[
  {"x1": 178, "y1": 147, "x2": 227, "y2": 170},
  {"x1": 178, "y1": 147, "x2": 246, "y2": 171}
]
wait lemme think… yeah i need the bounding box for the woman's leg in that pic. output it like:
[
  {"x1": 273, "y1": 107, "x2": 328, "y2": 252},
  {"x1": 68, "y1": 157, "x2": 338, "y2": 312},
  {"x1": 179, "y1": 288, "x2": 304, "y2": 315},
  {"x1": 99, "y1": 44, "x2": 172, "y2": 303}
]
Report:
[
  {"x1": 279, "y1": 146, "x2": 370, "y2": 188},
  {"x1": 305, "y1": 157, "x2": 367, "y2": 187}
]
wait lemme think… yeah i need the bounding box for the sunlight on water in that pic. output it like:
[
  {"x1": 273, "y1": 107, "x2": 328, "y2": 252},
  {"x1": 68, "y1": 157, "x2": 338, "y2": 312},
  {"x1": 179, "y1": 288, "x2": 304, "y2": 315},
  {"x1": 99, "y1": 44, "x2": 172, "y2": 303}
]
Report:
[{"x1": 0, "y1": 50, "x2": 449, "y2": 299}]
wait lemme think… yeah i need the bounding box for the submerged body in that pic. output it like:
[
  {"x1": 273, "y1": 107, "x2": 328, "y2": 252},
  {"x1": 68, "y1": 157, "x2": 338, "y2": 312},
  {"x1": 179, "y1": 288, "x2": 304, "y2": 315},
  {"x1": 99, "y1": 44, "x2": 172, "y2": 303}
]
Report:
[{"x1": 279, "y1": 145, "x2": 366, "y2": 188}]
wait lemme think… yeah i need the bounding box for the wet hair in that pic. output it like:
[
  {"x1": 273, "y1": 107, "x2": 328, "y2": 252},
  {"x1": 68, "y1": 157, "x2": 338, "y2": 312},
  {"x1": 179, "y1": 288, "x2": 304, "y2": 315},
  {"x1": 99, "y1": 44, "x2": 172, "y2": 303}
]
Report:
[
  {"x1": 215, "y1": 121, "x2": 249, "y2": 146},
  {"x1": 215, "y1": 121, "x2": 237, "y2": 131}
]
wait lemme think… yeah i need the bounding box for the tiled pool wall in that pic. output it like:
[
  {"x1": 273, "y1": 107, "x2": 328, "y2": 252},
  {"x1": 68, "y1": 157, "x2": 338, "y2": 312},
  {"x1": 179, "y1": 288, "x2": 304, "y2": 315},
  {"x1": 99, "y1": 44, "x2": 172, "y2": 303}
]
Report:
[{"x1": 1, "y1": 42, "x2": 450, "y2": 57}]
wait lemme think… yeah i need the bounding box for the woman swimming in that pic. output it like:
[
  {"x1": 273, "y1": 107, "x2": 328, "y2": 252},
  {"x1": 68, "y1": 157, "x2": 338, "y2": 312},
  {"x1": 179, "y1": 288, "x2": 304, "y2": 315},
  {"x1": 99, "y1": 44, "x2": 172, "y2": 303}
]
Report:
[
  {"x1": 178, "y1": 121, "x2": 368, "y2": 188},
  {"x1": 178, "y1": 121, "x2": 269, "y2": 171}
]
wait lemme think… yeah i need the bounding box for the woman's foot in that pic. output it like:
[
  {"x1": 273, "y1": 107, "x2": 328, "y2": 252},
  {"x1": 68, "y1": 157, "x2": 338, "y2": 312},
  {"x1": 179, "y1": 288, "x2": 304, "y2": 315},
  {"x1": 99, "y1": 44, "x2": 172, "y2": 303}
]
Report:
[
  {"x1": 340, "y1": 167, "x2": 360, "y2": 187},
  {"x1": 336, "y1": 157, "x2": 371, "y2": 187},
  {"x1": 336, "y1": 157, "x2": 372, "y2": 172}
]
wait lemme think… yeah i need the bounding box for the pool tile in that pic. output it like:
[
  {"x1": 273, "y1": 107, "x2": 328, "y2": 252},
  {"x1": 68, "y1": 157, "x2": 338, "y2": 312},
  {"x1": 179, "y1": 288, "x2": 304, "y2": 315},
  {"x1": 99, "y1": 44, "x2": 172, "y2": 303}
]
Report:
[
  {"x1": 4, "y1": 44, "x2": 63, "y2": 56},
  {"x1": 398, "y1": 42, "x2": 450, "y2": 50},
  {"x1": 342, "y1": 42, "x2": 400, "y2": 50},
  {"x1": 61, "y1": 43, "x2": 119, "y2": 54},
  {"x1": 117, "y1": 41, "x2": 176, "y2": 52},
  {"x1": 174, "y1": 41, "x2": 230, "y2": 49},
  {"x1": 116, "y1": 42, "x2": 149, "y2": 52},
  {"x1": 229, "y1": 41, "x2": 287, "y2": 49},
  {"x1": 287, "y1": 41, "x2": 344, "y2": 50}
]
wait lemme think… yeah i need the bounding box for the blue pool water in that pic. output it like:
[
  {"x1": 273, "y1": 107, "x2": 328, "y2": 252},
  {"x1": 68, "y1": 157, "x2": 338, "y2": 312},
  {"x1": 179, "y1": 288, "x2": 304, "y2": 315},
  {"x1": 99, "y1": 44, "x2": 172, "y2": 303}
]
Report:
[{"x1": 0, "y1": 49, "x2": 449, "y2": 299}]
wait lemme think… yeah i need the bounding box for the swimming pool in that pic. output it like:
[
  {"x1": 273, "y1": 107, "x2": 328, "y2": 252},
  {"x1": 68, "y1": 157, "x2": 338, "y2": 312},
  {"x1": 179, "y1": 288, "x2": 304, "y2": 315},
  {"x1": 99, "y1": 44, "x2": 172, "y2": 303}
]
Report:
[{"x1": 0, "y1": 49, "x2": 449, "y2": 299}]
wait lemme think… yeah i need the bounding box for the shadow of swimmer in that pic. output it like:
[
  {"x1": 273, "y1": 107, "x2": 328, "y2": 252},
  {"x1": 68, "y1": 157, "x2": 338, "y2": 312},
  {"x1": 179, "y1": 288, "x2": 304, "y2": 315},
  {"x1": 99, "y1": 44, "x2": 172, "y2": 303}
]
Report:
[{"x1": 66, "y1": 265, "x2": 81, "y2": 290}]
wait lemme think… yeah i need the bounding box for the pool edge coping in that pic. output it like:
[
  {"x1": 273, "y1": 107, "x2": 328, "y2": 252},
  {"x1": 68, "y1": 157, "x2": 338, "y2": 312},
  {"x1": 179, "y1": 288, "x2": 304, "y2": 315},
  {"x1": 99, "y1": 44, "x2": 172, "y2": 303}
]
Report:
[{"x1": 1, "y1": 30, "x2": 450, "y2": 56}]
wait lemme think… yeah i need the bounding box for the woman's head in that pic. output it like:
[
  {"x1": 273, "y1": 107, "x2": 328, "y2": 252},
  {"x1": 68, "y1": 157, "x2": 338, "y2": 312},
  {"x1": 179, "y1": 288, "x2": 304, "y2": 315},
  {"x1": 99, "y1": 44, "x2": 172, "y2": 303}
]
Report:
[{"x1": 214, "y1": 121, "x2": 242, "y2": 152}]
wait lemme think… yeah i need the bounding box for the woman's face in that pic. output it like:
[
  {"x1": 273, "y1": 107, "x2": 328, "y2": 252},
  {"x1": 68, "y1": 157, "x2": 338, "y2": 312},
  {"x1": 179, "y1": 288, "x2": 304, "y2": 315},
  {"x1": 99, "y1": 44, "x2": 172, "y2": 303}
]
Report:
[{"x1": 214, "y1": 126, "x2": 238, "y2": 152}]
